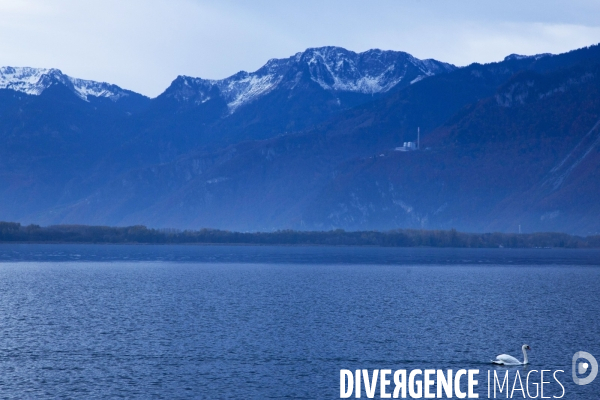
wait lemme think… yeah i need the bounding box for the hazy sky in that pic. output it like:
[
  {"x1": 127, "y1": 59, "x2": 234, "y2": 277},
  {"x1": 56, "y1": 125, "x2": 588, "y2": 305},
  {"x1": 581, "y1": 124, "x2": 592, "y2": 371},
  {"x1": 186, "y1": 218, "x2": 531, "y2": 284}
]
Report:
[{"x1": 1, "y1": 0, "x2": 599, "y2": 97}]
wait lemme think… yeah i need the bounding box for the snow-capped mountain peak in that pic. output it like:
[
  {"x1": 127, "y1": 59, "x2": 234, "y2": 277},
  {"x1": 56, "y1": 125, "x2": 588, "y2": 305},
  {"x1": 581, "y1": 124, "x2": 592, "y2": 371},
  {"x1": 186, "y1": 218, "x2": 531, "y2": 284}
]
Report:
[
  {"x1": 164, "y1": 46, "x2": 457, "y2": 113},
  {"x1": 295, "y1": 47, "x2": 454, "y2": 93},
  {"x1": 503, "y1": 53, "x2": 552, "y2": 62},
  {"x1": 0, "y1": 67, "x2": 66, "y2": 95},
  {"x1": 0, "y1": 66, "x2": 132, "y2": 101}
]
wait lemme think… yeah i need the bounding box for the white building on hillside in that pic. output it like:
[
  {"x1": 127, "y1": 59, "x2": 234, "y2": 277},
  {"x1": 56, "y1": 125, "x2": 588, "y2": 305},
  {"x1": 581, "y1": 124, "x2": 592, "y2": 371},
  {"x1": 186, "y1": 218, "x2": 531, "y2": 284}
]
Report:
[{"x1": 395, "y1": 127, "x2": 421, "y2": 152}]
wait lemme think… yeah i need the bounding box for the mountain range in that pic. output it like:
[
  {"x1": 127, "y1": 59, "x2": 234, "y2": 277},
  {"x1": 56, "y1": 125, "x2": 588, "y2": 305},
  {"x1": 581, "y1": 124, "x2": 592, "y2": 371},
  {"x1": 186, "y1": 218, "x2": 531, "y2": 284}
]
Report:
[{"x1": 1, "y1": 44, "x2": 600, "y2": 234}]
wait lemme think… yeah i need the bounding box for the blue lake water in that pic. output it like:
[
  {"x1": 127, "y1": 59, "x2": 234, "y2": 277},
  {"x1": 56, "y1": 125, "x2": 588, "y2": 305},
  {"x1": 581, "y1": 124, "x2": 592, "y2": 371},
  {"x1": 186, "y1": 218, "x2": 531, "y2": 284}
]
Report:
[{"x1": 0, "y1": 244, "x2": 599, "y2": 399}]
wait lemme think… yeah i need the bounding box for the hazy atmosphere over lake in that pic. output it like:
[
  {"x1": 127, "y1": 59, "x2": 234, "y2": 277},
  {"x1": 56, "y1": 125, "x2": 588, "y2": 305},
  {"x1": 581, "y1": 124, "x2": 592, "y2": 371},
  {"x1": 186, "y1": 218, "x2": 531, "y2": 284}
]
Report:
[{"x1": 1, "y1": 1, "x2": 600, "y2": 399}]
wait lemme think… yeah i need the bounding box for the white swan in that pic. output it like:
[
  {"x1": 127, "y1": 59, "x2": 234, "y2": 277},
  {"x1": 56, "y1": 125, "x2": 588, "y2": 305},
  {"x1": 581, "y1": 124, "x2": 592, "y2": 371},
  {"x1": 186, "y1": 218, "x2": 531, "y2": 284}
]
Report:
[{"x1": 492, "y1": 344, "x2": 531, "y2": 365}]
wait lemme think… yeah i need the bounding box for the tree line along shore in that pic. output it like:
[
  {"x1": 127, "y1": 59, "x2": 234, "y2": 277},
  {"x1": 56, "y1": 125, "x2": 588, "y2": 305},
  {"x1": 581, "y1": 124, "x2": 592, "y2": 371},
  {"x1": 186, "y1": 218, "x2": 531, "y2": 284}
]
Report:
[{"x1": 1, "y1": 221, "x2": 599, "y2": 248}]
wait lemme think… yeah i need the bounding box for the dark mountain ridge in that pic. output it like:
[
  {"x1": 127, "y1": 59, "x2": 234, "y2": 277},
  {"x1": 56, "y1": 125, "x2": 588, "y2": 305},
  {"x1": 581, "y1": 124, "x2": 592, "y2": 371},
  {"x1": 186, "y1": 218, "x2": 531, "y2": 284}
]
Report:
[
  {"x1": 302, "y1": 54, "x2": 600, "y2": 234},
  {"x1": 1, "y1": 44, "x2": 600, "y2": 233}
]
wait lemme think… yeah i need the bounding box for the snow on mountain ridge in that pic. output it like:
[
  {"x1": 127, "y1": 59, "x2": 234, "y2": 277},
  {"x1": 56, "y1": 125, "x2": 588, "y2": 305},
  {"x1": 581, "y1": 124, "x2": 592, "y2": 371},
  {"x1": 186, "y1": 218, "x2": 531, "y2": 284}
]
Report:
[
  {"x1": 0, "y1": 67, "x2": 66, "y2": 95},
  {"x1": 216, "y1": 72, "x2": 283, "y2": 111},
  {"x1": 69, "y1": 77, "x2": 131, "y2": 101},
  {"x1": 164, "y1": 76, "x2": 215, "y2": 104},
  {"x1": 166, "y1": 72, "x2": 283, "y2": 112},
  {"x1": 297, "y1": 47, "x2": 451, "y2": 93},
  {"x1": 171, "y1": 47, "x2": 457, "y2": 112},
  {"x1": 0, "y1": 66, "x2": 131, "y2": 101},
  {"x1": 503, "y1": 53, "x2": 552, "y2": 62}
]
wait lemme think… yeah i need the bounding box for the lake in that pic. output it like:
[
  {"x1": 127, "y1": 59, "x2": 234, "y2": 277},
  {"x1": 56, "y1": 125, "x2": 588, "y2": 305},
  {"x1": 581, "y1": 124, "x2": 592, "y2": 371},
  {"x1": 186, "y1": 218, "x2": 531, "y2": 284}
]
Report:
[{"x1": 0, "y1": 244, "x2": 599, "y2": 398}]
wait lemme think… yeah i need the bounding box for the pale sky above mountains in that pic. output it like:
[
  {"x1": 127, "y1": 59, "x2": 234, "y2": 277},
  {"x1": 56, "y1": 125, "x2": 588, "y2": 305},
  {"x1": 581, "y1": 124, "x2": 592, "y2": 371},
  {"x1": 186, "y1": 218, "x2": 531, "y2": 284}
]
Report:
[{"x1": 0, "y1": 0, "x2": 599, "y2": 97}]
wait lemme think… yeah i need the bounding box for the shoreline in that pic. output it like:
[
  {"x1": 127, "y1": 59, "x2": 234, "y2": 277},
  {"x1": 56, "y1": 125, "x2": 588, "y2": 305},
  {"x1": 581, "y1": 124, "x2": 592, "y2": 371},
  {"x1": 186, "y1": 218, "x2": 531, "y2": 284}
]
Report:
[
  {"x1": 0, "y1": 241, "x2": 598, "y2": 249},
  {"x1": 2, "y1": 222, "x2": 599, "y2": 248}
]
